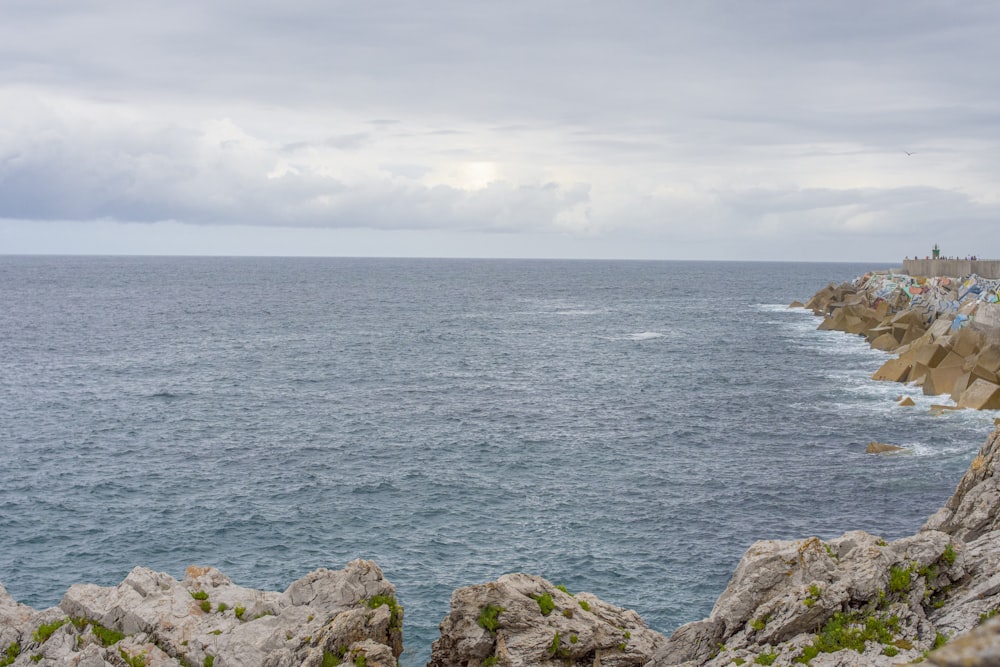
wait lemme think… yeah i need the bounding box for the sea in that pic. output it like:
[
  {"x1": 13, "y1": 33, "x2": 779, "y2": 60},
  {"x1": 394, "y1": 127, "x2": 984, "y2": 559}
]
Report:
[{"x1": 1, "y1": 256, "x2": 996, "y2": 666}]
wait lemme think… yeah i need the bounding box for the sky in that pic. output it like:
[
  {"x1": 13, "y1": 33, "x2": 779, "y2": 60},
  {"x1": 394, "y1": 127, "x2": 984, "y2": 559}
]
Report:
[{"x1": 1, "y1": 1, "x2": 999, "y2": 261}]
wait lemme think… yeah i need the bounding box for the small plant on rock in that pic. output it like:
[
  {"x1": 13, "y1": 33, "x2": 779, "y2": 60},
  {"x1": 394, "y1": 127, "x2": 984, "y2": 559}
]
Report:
[
  {"x1": 364, "y1": 595, "x2": 402, "y2": 631},
  {"x1": 477, "y1": 605, "x2": 503, "y2": 634},
  {"x1": 578, "y1": 599, "x2": 591, "y2": 612},
  {"x1": 118, "y1": 648, "x2": 147, "y2": 667},
  {"x1": 190, "y1": 591, "x2": 209, "y2": 601},
  {"x1": 200, "y1": 600, "x2": 212, "y2": 613},
  {"x1": 234, "y1": 605, "x2": 246, "y2": 620},
  {"x1": 1, "y1": 642, "x2": 20, "y2": 667},
  {"x1": 754, "y1": 652, "x2": 778, "y2": 665},
  {"x1": 33, "y1": 619, "x2": 68, "y2": 644},
  {"x1": 942, "y1": 544, "x2": 957, "y2": 566},
  {"x1": 534, "y1": 592, "x2": 555, "y2": 616},
  {"x1": 750, "y1": 614, "x2": 770, "y2": 632},
  {"x1": 889, "y1": 564, "x2": 914, "y2": 594}
]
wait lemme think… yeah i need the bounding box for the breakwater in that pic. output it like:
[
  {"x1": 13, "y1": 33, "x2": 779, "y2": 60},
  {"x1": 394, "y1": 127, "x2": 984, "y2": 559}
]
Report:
[
  {"x1": 903, "y1": 258, "x2": 1000, "y2": 280},
  {"x1": 799, "y1": 271, "x2": 1000, "y2": 409}
]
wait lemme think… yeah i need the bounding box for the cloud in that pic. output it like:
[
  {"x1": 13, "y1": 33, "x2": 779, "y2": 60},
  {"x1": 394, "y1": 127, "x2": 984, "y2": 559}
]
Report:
[{"x1": 2, "y1": 2, "x2": 1000, "y2": 259}]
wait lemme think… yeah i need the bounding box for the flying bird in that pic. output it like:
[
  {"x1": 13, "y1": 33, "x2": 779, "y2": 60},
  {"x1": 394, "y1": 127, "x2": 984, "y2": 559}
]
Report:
[{"x1": 903, "y1": 149, "x2": 916, "y2": 156}]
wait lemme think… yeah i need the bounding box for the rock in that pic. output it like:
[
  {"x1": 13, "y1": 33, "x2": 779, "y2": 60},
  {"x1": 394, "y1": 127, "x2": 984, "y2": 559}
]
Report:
[
  {"x1": 867, "y1": 442, "x2": 907, "y2": 454},
  {"x1": 0, "y1": 560, "x2": 401, "y2": 667},
  {"x1": 922, "y1": 615, "x2": 1000, "y2": 666},
  {"x1": 956, "y1": 379, "x2": 1000, "y2": 410},
  {"x1": 428, "y1": 573, "x2": 666, "y2": 667},
  {"x1": 898, "y1": 396, "x2": 916, "y2": 406},
  {"x1": 923, "y1": 426, "x2": 1000, "y2": 542},
  {"x1": 872, "y1": 358, "x2": 912, "y2": 383}
]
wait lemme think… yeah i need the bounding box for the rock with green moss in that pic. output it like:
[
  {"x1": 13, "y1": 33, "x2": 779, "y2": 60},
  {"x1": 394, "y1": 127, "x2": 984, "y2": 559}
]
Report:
[
  {"x1": 0, "y1": 560, "x2": 401, "y2": 667},
  {"x1": 428, "y1": 573, "x2": 665, "y2": 667}
]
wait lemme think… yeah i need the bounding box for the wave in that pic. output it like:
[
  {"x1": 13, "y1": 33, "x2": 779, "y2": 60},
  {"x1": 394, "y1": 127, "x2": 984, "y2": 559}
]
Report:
[{"x1": 599, "y1": 331, "x2": 666, "y2": 341}]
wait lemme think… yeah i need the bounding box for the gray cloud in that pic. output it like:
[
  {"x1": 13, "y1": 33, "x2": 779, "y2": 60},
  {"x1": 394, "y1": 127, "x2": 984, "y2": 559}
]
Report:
[{"x1": 2, "y1": 1, "x2": 1000, "y2": 259}]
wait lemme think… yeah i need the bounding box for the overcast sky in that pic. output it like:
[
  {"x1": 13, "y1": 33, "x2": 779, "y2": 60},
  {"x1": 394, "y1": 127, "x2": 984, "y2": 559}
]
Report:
[{"x1": 2, "y1": 1, "x2": 999, "y2": 261}]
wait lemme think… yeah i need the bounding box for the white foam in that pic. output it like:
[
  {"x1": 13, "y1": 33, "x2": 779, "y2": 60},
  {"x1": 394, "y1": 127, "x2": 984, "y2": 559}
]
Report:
[
  {"x1": 623, "y1": 331, "x2": 665, "y2": 341},
  {"x1": 756, "y1": 303, "x2": 814, "y2": 314}
]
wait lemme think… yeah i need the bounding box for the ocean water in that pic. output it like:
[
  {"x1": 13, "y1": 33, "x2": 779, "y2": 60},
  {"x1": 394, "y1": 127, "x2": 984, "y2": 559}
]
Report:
[{"x1": 1, "y1": 256, "x2": 995, "y2": 665}]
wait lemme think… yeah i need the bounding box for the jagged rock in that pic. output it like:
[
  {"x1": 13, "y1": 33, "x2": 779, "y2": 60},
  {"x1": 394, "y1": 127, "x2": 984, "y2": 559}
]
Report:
[
  {"x1": 898, "y1": 396, "x2": 916, "y2": 407},
  {"x1": 922, "y1": 616, "x2": 1000, "y2": 666},
  {"x1": 428, "y1": 573, "x2": 665, "y2": 667},
  {"x1": 0, "y1": 560, "x2": 401, "y2": 667},
  {"x1": 923, "y1": 427, "x2": 1000, "y2": 542},
  {"x1": 867, "y1": 442, "x2": 907, "y2": 454}
]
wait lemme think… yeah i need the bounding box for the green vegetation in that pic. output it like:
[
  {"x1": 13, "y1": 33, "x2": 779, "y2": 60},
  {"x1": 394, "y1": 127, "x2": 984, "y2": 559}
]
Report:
[
  {"x1": 933, "y1": 632, "x2": 948, "y2": 649},
  {"x1": 217, "y1": 603, "x2": 228, "y2": 613},
  {"x1": 200, "y1": 600, "x2": 212, "y2": 613},
  {"x1": 555, "y1": 585, "x2": 570, "y2": 594},
  {"x1": 30, "y1": 655, "x2": 41, "y2": 664},
  {"x1": 578, "y1": 599, "x2": 591, "y2": 612},
  {"x1": 1, "y1": 642, "x2": 20, "y2": 667},
  {"x1": 364, "y1": 595, "x2": 402, "y2": 631},
  {"x1": 749, "y1": 614, "x2": 770, "y2": 632},
  {"x1": 804, "y1": 584, "x2": 823, "y2": 607},
  {"x1": 482, "y1": 657, "x2": 498, "y2": 667},
  {"x1": 119, "y1": 648, "x2": 147, "y2": 667},
  {"x1": 190, "y1": 591, "x2": 209, "y2": 600},
  {"x1": 733, "y1": 659, "x2": 746, "y2": 666},
  {"x1": 876, "y1": 538, "x2": 888, "y2": 547},
  {"x1": 548, "y1": 632, "x2": 562, "y2": 657},
  {"x1": 203, "y1": 656, "x2": 214, "y2": 667},
  {"x1": 562, "y1": 608, "x2": 574, "y2": 619},
  {"x1": 91, "y1": 622, "x2": 125, "y2": 646},
  {"x1": 234, "y1": 605, "x2": 246, "y2": 620},
  {"x1": 323, "y1": 646, "x2": 348, "y2": 666},
  {"x1": 477, "y1": 605, "x2": 503, "y2": 634},
  {"x1": 754, "y1": 653, "x2": 778, "y2": 665},
  {"x1": 793, "y1": 611, "x2": 902, "y2": 664},
  {"x1": 534, "y1": 592, "x2": 555, "y2": 616},
  {"x1": 883, "y1": 645, "x2": 899, "y2": 657},
  {"x1": 33, "y1": 618, "x2": 68, "y2": 644},
  {"x1": 823, "y1": 543, "x2": 838, "y2": 560},
  {"x1": 942, "y1": 544, "x2": 957, "y2": 566},
  {"x1": 889, "y1": 564, "x2": 915, "y2": 594},
  {"x1": 979, "y1": 609, "x2": 999, "y2": 624},
  {"x1": 353, "y1": 653, "x2": 366, "y2": 667},
  {"x1": 570, "y1": 634, "x2": 578, "y2": 644}
]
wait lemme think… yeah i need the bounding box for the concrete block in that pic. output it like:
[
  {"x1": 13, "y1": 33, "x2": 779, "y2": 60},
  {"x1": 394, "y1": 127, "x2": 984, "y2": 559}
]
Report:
[
  {"x1": 923, "y1": 365, "x2": 965, "y2": 396},
  {"x1": 872, "y1": 358, "x2": 911, "y2": 383},
  {"x1": 936, "y1": 351, "x2": 967, "y2": 369},
  {"x1": 903, "y1": 343, "x2": 949, "y2": 369},
  {"x1": 871, "y1": 333, "x2": 900, "y2": 351},
  {"x1": 975, "y1": 344, "x2": 1000, "y2": 373},
  {"x1": 956, "y1": 379, "x2": 1000, "y2": 410},
  {"x1": 951, "y1": 328, "x2": 984, "y2": 357}
]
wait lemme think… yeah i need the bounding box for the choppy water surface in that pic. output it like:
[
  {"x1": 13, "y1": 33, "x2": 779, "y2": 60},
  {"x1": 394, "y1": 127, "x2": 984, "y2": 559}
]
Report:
[{"x1": 1, "y1": 257, "x2": 994, "y2": 665}]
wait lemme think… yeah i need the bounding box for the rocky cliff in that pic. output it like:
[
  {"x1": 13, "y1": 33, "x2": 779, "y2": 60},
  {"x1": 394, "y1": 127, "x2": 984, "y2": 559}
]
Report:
[{"x1": 0, "y1": 559, "x2": 401, "y2": 667}]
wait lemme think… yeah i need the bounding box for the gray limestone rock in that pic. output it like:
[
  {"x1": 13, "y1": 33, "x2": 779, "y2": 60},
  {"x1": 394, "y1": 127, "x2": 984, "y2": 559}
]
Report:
[
  {"x1": 428, "y1": 573, "x2": 666, "y2": 667},
  {"x1": 0, "y1": 560, "x2": 399, "y2": 667}
]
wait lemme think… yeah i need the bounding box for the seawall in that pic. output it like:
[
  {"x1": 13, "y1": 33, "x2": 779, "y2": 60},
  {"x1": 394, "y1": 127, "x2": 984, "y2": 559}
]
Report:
[{"x1": 903, "y1": 258, "x2": 1000, "y2": 279}]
